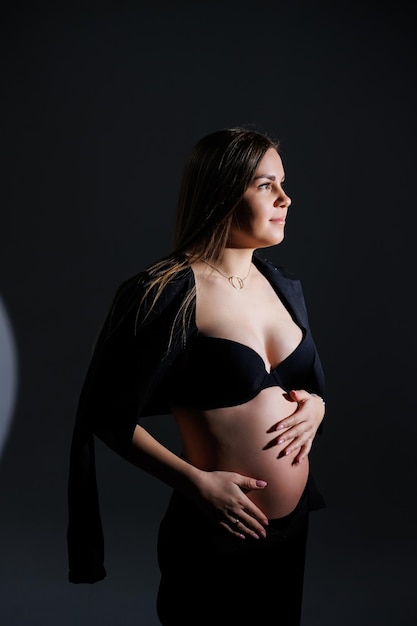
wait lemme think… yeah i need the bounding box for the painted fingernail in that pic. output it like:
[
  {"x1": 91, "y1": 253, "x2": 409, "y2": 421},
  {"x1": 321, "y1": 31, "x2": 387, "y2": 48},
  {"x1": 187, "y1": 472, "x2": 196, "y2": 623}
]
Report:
[
  {"x1": 277, "y1": 438, "x2": 284, "y2": 444},
  {"x1": 256, "y1": 480, "x2": 267, "y2": 487}
]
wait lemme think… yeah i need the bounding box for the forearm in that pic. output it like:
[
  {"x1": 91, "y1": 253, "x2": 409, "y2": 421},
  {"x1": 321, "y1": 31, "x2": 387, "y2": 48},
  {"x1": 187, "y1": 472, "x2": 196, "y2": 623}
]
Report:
[{"x1": 127, "y1": 424, "x2": 203, "y2": 498}]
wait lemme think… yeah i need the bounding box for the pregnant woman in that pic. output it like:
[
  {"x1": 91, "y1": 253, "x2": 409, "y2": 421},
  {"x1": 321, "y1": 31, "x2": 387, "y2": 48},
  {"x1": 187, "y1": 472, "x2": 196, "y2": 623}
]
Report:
[{"x1": 67, "y1": 127, "x2": 326, "y2": 626}]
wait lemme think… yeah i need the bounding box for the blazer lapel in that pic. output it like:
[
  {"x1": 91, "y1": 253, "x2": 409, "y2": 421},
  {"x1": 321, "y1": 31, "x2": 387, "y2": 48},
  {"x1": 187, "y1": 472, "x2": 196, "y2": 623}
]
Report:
[{"x1": 253, "y1": 255, "x2": 309, "y2": 328}]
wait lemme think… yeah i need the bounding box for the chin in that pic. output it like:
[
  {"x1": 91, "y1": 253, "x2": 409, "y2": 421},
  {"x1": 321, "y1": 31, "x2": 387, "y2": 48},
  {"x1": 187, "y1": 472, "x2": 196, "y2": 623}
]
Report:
[{"x1": 264, "y1": 232, "x2": 285, "y2": 246}]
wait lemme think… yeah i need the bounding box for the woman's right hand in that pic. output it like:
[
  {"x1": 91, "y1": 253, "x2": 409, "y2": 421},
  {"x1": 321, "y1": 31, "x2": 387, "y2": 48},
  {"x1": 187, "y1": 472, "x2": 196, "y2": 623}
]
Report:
[
  {"x1": 129, "y1": 426, "x2": 268, "y2": 538},
  {"x1": 191, "y1": 470, "x2": 269, "y2": 539}
]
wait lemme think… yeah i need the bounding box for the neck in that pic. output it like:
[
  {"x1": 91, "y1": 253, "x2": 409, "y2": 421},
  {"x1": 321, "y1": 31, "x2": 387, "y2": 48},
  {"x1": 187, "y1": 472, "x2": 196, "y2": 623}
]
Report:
[
  {"x1": 213, "y1": 248, "x2": 255, "y2": 276},
  {"x1": 201, "y1": 249, "x2": 255, "y2": 289}
]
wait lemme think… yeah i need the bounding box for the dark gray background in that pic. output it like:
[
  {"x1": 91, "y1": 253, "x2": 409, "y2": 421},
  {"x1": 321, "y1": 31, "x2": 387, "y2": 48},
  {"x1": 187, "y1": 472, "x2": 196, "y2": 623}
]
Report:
[{"x1": 1, "y1": 1, "x2": 416, "y2": 624}]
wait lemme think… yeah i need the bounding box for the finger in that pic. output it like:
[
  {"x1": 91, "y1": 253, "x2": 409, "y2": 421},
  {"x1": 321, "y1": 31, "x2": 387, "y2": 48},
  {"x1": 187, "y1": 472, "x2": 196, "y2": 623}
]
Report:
[
  {"x1": 237, "y1": 475, "x2": 268, "y2": 491},
  {"x1": 275, "y1": 414, "x2": 306, "y2": 432},
  {"x1": 277, "y1": 434, "x2": 310, "y2": 457},
  {"x1": 236, "y1": 518, "x2": 261, "y2": 539},
  {"x1": 232, "y1": 504, "x2": 269, "y2": 534},
  {"x1": 292, "y1": 442, "x2": 312, "y2": 465},
  {"x1": 225, "y1": 499, "x2": 269, "y2": 535},
  {"x1": 220, "y1": 519, "x2": 245, "y2": 539},
  {"x1": 230, "y1": 514, "x2": 266, "y2": 540},
  {"x1": 230, "y1": 475, "x2": 270, "y2": 531},
  {"x1": 289, "y1": 388, "x2": 309, "y2": 402},
  {"x1": 240, "y1": 507, "x2": 270, "y2": 536},
  {"x1": 263, "y1": 431, "x2": 308, "y2": 451},
  {"x1": 262, "y1": 422, "x2": 311, "y2": 450},
  {"x1": 276, "y1": 424, "x2": 312, "y2": 446},
  {"x1": 221, "y1": 515, "x2": 255, "y2": 539},
  {"x1": 230, "y1": 516, "x2": 245, "y2": 534}
]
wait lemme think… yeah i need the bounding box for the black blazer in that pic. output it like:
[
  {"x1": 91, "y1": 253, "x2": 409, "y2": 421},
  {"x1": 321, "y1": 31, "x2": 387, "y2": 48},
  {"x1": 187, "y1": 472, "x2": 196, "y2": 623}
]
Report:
[{"x1": 67, "y1": 253, "x2": 325, "y2": 584}]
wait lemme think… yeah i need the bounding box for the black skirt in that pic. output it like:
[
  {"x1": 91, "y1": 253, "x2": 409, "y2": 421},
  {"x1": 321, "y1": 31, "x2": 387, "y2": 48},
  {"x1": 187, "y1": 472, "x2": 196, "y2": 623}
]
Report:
[{"x1": 156, "y1": 474, "x2": 325, "y2": 626}]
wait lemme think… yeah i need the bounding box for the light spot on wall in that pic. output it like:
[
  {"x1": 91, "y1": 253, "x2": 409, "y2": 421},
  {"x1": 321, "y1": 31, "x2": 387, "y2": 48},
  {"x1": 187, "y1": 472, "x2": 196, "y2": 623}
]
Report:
[{"x1": 0, "y1": 296, "x2": 17, "y2": 458}]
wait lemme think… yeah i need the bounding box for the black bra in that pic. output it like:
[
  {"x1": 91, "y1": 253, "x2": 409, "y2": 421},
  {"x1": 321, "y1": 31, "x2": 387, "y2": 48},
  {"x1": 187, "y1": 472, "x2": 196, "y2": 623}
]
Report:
[{"x1": 168, "y1": 327, "x2": 318, "y2": 410}]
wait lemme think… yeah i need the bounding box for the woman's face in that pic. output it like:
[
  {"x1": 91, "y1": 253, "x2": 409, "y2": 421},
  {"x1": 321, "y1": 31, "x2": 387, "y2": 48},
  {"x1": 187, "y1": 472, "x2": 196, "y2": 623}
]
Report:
[{"x1": 228, "y1": 148, "x2": 291, "y2": 249}]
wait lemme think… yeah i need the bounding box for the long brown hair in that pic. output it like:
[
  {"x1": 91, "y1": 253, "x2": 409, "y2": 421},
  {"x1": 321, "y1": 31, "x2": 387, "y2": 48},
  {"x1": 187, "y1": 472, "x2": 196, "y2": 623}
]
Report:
[{"x1": 138, "y1": 127, "x2": 279, "y2": 343}]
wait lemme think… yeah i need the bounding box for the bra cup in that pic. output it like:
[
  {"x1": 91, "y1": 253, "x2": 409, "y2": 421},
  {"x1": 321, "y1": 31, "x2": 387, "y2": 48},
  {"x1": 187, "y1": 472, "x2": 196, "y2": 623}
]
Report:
[{"x1": 168, "y1": 329, "x2": 318, "y2": 410}]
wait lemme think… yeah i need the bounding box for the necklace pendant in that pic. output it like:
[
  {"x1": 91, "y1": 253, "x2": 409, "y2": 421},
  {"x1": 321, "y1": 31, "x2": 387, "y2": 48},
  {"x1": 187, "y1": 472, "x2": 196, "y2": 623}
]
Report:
[{"x1": 228, "y1": 275, "x2": 245, "y2": 289}]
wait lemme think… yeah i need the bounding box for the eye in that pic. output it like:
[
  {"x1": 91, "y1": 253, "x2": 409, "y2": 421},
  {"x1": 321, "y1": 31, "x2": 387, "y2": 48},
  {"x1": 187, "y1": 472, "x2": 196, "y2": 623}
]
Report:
[{"x1": 258, "y1": 182, "x2": 272, "y2": 190}]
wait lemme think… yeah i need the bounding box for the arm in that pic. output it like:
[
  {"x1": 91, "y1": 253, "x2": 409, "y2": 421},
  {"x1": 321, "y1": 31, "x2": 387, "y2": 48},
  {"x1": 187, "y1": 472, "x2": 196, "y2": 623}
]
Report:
[{"x1": 128, "y1": 424, "x2": 270, "y2": 539}]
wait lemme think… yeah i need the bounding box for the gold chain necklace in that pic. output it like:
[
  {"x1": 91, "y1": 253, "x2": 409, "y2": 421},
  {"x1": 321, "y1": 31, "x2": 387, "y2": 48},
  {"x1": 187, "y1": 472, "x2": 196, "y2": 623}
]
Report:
[{"x1": 202, "y1": 259, "x2": 252, "y2": 290}]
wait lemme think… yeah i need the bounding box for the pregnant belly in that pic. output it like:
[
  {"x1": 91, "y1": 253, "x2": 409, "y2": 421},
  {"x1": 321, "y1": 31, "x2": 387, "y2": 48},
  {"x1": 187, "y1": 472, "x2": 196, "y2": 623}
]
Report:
[
  {"x1": 173, "y1": 386, "x2": 309, "y2": 519},
  {"x1": 230, "y1": 450, "x2": 309, "y2": 519}
]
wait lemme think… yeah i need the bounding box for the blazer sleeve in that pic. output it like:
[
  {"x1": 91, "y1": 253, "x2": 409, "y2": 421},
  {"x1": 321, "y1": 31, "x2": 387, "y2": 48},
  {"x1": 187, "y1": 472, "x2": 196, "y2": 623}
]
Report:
[{"x1": 67, "y1": 270, "x2": 193, "y2": 584}]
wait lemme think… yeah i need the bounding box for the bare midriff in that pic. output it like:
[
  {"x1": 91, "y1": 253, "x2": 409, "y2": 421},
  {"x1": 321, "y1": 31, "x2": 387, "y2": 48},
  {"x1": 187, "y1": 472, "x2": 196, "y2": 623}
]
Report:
[{"x1": 172, "y1": 385, "x2": 308, "y2": 520}]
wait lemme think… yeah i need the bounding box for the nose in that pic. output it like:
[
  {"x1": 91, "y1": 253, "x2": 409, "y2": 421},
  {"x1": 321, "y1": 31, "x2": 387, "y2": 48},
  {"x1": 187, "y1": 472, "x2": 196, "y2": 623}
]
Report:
[{"x1": 274, "y1": 190, "x2": 291, "y2": 209}]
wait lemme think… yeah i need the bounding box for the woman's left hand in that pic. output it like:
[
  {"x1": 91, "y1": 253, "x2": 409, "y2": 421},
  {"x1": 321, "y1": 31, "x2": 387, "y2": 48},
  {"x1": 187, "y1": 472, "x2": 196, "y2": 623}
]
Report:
[{"x1": 269, "y1": 390, "x2": 325, "y2": 464}]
